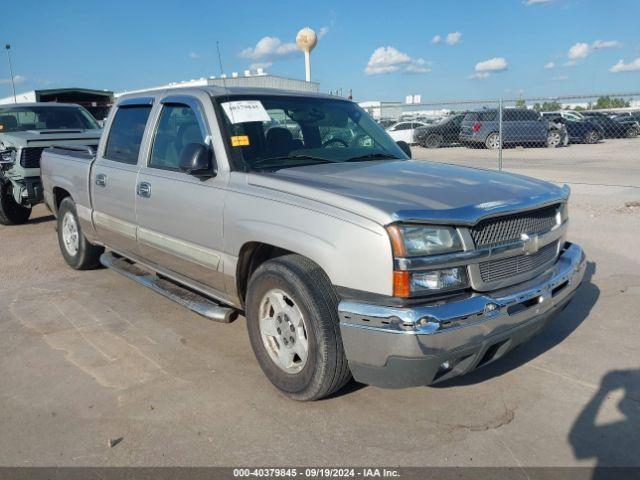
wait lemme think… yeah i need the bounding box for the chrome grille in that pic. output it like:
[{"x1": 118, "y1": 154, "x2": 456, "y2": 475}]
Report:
[
  {"x1": 479, "y1": 241, "x2": 559, "y2": 283},
  {"x1": 470, "y1": 205, "x2": 559, "y2": 248},
  {"x1": 20, "y1": 147, "x2": 46, "y2": 169}
]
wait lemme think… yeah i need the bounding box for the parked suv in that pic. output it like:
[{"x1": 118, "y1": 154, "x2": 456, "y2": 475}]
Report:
[
  {"x1": 459, "y1": 108, "x2": 555, "y2": 149},
  {"x1": 414, "y1": 113, "x2": 465, "y2": 148},
  {"x1": 0, "y1": 103, "x2": 101, "y2": 224}
]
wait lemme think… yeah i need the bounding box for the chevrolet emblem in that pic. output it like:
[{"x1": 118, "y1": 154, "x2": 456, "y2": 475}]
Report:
[{"x1": 520, "y1": 233, "x2": 540, "y2": 255}]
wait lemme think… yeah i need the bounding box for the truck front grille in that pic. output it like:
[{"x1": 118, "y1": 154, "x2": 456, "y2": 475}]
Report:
[
  {"x1": 479, "y1": 241, "x2": 559, "y2": 283},
  {"x1": 470, "y1": 205, "x2": 559, "y2": 248},
  {"x1": 19, "y1": 147, "x2": 46, "y2": 169}
]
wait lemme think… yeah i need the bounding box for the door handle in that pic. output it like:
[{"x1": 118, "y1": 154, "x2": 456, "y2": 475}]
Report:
[
  {"x1": 136, "y1": 182, "x2": 151, "y2": 198},
  {"x1": 95, "y1": 173, "x2": 107, "y2": 187}
]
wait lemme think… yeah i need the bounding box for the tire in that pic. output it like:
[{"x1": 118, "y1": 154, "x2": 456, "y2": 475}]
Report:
[
  {"x1": 0, "y1": 180, "x2": 31, "y2": 225},
  {"x1": 485, "y1": 132, "x2": 501, "y2": 150},
  {"x1": 584, "y1": 130, "x2": 600, "y2": 144},
  {"x1": 424, "y1": 134, "x2": 443, "y2": 148},
  {"x1": 57, "y1": 197, "x2": 104, "y2": 270},
  {"x1": 627, "y1": 127, "x2": 639, "y2": 139},
  {"x1": 246, "y1": 254, "x2": 351, "y2": 401},
  {"x1": 547, "y1": 130, "x2": 562, "y2": 148}
]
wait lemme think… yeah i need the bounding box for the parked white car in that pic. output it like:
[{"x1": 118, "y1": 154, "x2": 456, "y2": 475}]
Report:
[{"x1": 386, "y1": 121, "x2": 427, "y2": 144}]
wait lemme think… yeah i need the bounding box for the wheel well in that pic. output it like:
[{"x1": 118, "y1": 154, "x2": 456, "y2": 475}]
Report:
[
  {"x1": 236, "y1": 242, "x2": 293, "y2": 307},
  {"x1": 52, "y1": 187, "x2": 71, "y2": 214}
]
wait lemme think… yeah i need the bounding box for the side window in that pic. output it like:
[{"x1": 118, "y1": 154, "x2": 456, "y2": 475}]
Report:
[
  {"x1": 149, "y1": 104, "x2": 205, "y2": 171},
  {"x1": 523, "y1": 110, "x2": 540, "y2": 121},
  {"x1": 503, "y1": 110, "x2": 517, "y2": 122},
  {"x1": 396, "y1": 123, "x2": 410, "y2": 130},
  {"x1": 104, "y1": 106, "x2": 152, "y2": 164}
]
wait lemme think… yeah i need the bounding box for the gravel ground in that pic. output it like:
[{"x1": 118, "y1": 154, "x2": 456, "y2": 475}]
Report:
[{"x1": 0, "y1": 139, "x2": 638, "y2": 468}]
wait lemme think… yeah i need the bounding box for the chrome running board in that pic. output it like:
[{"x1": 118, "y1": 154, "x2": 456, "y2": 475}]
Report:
[{"x1": 99, "y1": 252, "x2": 238, "y2": 323}]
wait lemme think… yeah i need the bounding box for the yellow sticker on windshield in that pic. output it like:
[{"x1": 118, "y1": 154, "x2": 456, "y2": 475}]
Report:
[{"x1": 231, "y1": 135, "x2": 250, "y2": 147}]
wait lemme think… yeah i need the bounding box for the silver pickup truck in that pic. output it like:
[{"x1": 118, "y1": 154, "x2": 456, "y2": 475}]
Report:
[{"x1": 41, "y1": 87, "x2": 586, "y2": 401}]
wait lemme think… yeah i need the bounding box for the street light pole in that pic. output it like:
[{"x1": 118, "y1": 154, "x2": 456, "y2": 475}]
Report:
[{"x1": 5, "y1": 44, "x2": 17, "y2": 103}]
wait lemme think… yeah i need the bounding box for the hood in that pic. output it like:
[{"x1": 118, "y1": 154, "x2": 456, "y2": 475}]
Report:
[
  {"x1": 248, "y1": 160, "x2": 568, "y2": 226},
  {"x1": 0, "y1": 129, "x2": 102, "y2": 148}
]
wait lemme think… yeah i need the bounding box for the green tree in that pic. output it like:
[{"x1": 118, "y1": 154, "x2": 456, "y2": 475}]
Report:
[
  {"x1": 594, "y1": 96, "x2": 630, "y2": 109},
  {"x1": 515, "y1": 99, "x2": 526, "y2": 108},
  {"x1": 574, "y1": 105, "x2": 585, "y2": 111},
  {"x1": 533, "y1": 101, "x2": 562, "y2": 112}
]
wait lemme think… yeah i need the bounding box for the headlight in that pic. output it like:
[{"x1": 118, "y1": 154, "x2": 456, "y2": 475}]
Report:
[
  {"x1": 559, "y1": 202, "x2": 569, "y2": 224},
  {"x1": 0, "y1": 148, "x2": 16, "y2": 165},
  {"x1": 411, "y1": 267, "x2": 468, "y2": 293},
  {"x1": 387, "y1": 224, "x2": 463, "y2": 257}
]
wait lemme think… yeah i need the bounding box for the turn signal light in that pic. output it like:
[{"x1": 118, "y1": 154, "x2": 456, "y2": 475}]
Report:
[{"x1": 393, "y1": 271, "x2": 411, "y2": 298}]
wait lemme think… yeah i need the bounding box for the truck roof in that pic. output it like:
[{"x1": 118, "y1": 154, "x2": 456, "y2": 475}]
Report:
[{"x1": 116, "y1": 86, "x2": 341, "y2": 104}]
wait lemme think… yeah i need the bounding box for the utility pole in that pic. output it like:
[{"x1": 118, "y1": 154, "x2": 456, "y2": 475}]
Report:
[{"x1": 5, "y1": 44, "x2": 17, "y2": 103}]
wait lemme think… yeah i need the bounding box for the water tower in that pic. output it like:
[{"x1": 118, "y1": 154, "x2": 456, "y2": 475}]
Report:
[{"x1": 296, "y1": 27, "x2": 317, "y2": 82}]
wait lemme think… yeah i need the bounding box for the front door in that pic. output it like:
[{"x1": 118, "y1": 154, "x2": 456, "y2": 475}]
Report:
[{"x1": 134, "y1": 94, "x2": 227, "y2": 293}]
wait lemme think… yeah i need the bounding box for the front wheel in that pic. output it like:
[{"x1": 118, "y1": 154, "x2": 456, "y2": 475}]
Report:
[
  {"x1": 547, "y1": 130, "x2": 562, "y2": 148},
  {"x1": 626, "y1": 127, "x2": 639, "y2": 139},
  {"x1": 423, "y1": 134, "x2": 443, "y2": 148},
  {"x1": 0, "y1": 180, "x2": 31, "y2": 225},
  {"x1": 246, "y1": 254, "x2": 351, "y2": 401},
  {"x1": 57, "y1": 197, "x2": 104, "y2": 270}
]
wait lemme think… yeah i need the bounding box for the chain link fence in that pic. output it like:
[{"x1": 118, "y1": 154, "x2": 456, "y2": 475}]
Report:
[{"x1": 361, "y1": 93, "x2": 640, "y2": 183}]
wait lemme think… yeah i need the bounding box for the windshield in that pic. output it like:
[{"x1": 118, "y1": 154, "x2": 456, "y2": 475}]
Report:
[
  {"x1": 216, "y1": 95, "x2": 407, "y2": 171},
  {"x1": 0, "y1": 105, "x2": 100, "y2": 132}
]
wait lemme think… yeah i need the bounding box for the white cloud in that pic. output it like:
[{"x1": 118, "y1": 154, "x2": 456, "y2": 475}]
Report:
[
  {"x1": 553, "y1": 75, "x2": 569, "y2": 81},
  {"x1": 469, "y1": 72, "x2": 490, "y2": 80},
  {"x1": 0, "y1": 75, "x2": 26, "y2": 85},
  {"x1": 240, "y1": 36, "x2": 298, "y2": 61},
  {"x1": 475, "y1": 57, "x2": 508, "y2": 72},
  {"x1": 249, "y1": 62, "x2": 273, "y2": 71},
  {"x1": 445, "y1": 32, "x2": 462, "y2": 45},
  {"x1": 592, "y1": 40, "x2": 622, "y2": 50},
  {"x1": 544, "y1": 61, "x2": 555, "y2": 69},
  {"x1": 568, "y1": 42, "x2": 590, "y2": 60},
  {"x1": 469, "y1": 57, "x2": 507, "y2": 80},
  {"x1": 318, "y1": 26, "x2": 329, "y2": 39},
  {"x1": 188, "y1": 52, "x2": 200, "y2": 59},
  {"x1": 566, "y1": 40, "x2": 622, "y2": 64},
  {"x1": 364, "y1": 46, "x2": 429, "y2": 75},
  {"x1": 524, "y1": 0, "x2": 555, "y2": 4},
  {"x1": 610, "y1": 57, "x2": 640, "y2": 73},
  {"x1": 431, "y1": 35, "x2": 442, "y2": 45}
]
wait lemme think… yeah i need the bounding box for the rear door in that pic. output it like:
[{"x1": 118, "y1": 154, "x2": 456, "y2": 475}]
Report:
[
  {"x1": 91, "y1": 98, "x2": 153, "y2": 255},
  {"x1": 134, "y1": 93, "x2": 227, "y2": 293}
]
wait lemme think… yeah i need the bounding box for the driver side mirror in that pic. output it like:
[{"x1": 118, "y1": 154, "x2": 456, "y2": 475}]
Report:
[
  {"x1": 396, "y1": 140, "x2": 412, "y2": 159},
  {"x1": 179, "y1": 143, "x2": 216, "y2": 178}
]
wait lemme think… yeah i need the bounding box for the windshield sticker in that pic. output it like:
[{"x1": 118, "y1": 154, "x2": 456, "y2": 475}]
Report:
[
  {"x1": 221, "y1": 101, "x2": 270, "y2": 124},
  {"x1": 231, "y1": 135, "x2": 250, "y2": 147}
]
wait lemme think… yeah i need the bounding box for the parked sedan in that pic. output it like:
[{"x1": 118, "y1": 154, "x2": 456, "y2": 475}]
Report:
[
  {"x1": 414, "y1": 114, "x2": 465, "y2": 148},
  {"x1": 541, "y1": 114, "x2": 604, "y2": 144},
  {"x1": 580, "y1": 111, "x2": 639, "y2": 138},
  {"x1": 386, "y1": 121, "x2": 427, "y2": 144}
]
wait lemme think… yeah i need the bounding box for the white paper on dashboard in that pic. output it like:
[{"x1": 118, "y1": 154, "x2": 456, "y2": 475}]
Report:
[{"x1": 221, "y1": 100, "x2": 271, "y2": 124}]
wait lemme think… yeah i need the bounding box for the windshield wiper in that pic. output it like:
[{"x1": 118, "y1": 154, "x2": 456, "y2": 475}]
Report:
[
  {"x1": 344, "y1": 152, "x2": 399, "y2": 162},
  {"x1": 250, "y1": 154, "x2": 339, "y2": 171}
]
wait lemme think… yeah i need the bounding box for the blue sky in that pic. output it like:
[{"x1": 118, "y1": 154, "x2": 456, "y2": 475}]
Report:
[{"x1": 3, "y1": 0, "x2": 640, "y2": 102}]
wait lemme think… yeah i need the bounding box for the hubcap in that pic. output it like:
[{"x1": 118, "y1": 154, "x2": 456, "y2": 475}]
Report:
[
  {"x1": 488, "y1": 134, "x2": 500, "y2": 149},
  {"x1": 548, "y1": 132, "x2": 561, "y2": 146},
  {"x1": 258, "y1": 289, "x2": 309, "y2": 374},
  {"x1": 62, "y1": 212, "x2": 79, "y2": 256}
]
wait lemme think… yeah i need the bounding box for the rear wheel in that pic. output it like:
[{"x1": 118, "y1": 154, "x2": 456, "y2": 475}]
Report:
[
  {"x1": 584, "y1": 130, "x2": 600, "y2": 144},
  {"x1": 423, "y1": 134, "x2": 443, "y2": 148},
  {"x1": 626, "y1": 126, "x2": 639, "y2": 138},
  {"x1": 57, "y1": 197, "x2": 104, "y2": 270},
  {"x1": 246, "y1": 254, "x2": 351, "y2": 401},
  {"x1": 0, "y1": 180, "x2": 31, "y2": 225},
  {"x1": 485, "y1": 132, "x2": 501, "y2": 150}
]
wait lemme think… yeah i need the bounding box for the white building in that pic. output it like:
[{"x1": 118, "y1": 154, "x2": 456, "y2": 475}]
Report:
[{"x1": 116, "y1": 71, "x2": 319, "y2": 97}]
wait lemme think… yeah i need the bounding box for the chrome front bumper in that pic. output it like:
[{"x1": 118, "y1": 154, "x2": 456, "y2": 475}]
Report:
[{"x1": 338, "y1": 242, "x2": 586, "y2": 388}]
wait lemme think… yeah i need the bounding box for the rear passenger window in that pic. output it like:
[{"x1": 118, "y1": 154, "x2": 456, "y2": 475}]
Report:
[
  {"x1": 149, "y1": 104, "x2": 205, "y2": 171},
  {"x1": 104, "y1": 106, "x2": 152, "y2": 164}
]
